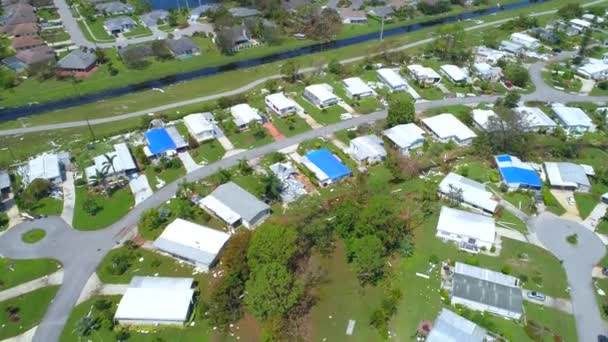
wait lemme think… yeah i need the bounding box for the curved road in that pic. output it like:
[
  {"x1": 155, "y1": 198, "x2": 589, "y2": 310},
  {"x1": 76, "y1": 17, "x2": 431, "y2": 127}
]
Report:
[{"x1": 2, "y1": 13, "x2": 608, "y2": 342}]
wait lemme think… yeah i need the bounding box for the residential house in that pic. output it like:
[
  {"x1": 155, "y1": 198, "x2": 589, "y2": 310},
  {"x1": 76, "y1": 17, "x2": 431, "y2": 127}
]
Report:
[
  {"x1": 510, "y1": 32, "x2": 540, "y2": 49},
  {"x1": 265, "y1": 93, "x2": 297, "y2": 116},
  {"x1": 569, "y1": 18, "x2": 591, "y2": 33},
  {"x1": 471, "y1": 109, "x2": 497, "y2": 131},
  {"x1": 422, "y1": 113, "x2": 477, "y2": 146},
  {"x1": 474, "y1": 46, "x2": 508, "y2": 65},
  {"x1": 438, "y1": 172, "x2": 498, "y2": 214},
  {"x1": 0, "y1": 170, "x2": 10, "y2": 196},
  {"x1": 11, "y1": 36, "x2": 44, "y2": 51},
  {"x1": 1, "y1": 56, "x2": 26, "y2": 72},
  {"x1": 303, "y1": 84, "x2": 339, "y2": 108},
  {"x1": 436, "y1": 207, "x2": 496, "y2": 253},
  {"x1": 269, "y1": 162, "x2": 307, "y2": 203},
  {"x1": 577, "y1": 62, "x2": 608, "y2": 81},
  {"x1": 544, "y1": 162, "x2": 592, "y2": 193},
  {"x1": 376, "y1": 68, "x2": 420, "y2": 99},
  {"x1": 499, "y1": 40, "x2": 524, "y2": 55},
  {"x1": 114, "y1": 277, "x2": 195, "y2": 325},
  {"x1": 349, "y1": 135, "x2": 386, "y2": 164},
  {"x1": 189, "y1": 4, "x2": 220, "y2": 20},
  {"x1": 382, "y1": 123, "x2": 426, "y2": 155},
  {"x1": 366, "y1": 6, "x2": 394, "y2": 19},
  {"x1": 153, "y1": 218, "x2": 231, "y2": 271},
  {"x1": 183, "y1": 112, "x2": 216, "y2": 142},
  {"x1": 407, "y1": 64, "x2": 442, "y2": 85},
  {"x1": 200, "y1": 181, "x2": 271, "y2": 229},
  {"x1": 582, "y1": 13, "x2": 604, "y2": 24},
  {"x1": 1, "y1": 3, "x2": 36, "y2": 26},
  {"x1": 14, "y1": 45, "x2": 55, "y2": 67},
  {"x1": 472, "y1": 63, "x2": 501, "y2": 82},
  {"x1": 426, "y1": 309, "x2": 491, "y2": 342},
  {"x1": 440, "y1": 64, "x2": 468, "y2": 83},
  {"x1": 342, "y1": 77, "x2": 375, "y2": 98},
  {"x1": 1, "y1": 22, "x2": 38, "y2": 38},
  {"x1": 338, "y1": 8, "x2": 367, "y2": 24},
  {"x1": 23, "y1": 152, "x2": 68, "y2": 185},
  {"x1": 165, "y1": 37, "x2": 201, "y2": 59},
  {"x1": 230, "y1": 103, "x2": 262, "y2": 130},
  {"x1": 141, "y1": 10, "x2": 169, "y2": 27},
  {"x1": 143, "y1": 127, "x2": 188, "y2": 158},
  {"x1": 301, "y1": 148, "x2": 352, "y2": 186},
  {"x1": 95, "y1": 1, "x2": 134, "y2": 16},
  {"x1": 513, "y1": 106, "x2": 557, "y2": 132},
  {"x1": 104, "y1": 16, "x2": 137, "y2": 35},
  {"x1": 451, "y1": 262, "x2": 523, "y2": 320},
  {"x1": 85, "y1": 143, "x2": 137, "y2": 183},
  {"x1": 494, "y1": 154, "x2": 542, "y2": 190},
  {"x1": 219, "y1": 25, "x2": 253, "y2": 51},
  {"x1": 228, "y1": 7, "x2": 261, "y2": 18},
  {"x1": 56, "y1": 49, "x2": 97, "y2": 77},
  {"x1": 551, "y1": 103, "x2": 595, "y2": 134}
]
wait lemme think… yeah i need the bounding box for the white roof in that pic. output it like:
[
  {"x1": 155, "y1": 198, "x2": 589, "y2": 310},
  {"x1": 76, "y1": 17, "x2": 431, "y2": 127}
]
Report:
[
  {"x1": 230, "y1": 103, "x2": 262, "y2": 126},
  {"x1": 342, "y1": 77, "x2": 374, "y2": 95},
  {"x1": 582, "y1": 13, "x2": 604, "y2": 23},
  {"x1": 301, "y1": 158, "x2": 329, "y2": 183},
  {"x1": 86, "y1": 143, "x2": 136, "y2": 179},
  {"x1": 471, "y1": 109, "x2": 497, "y2": 130},
  {"x1": 473, "y1": 63, "x2": 499, "y2": 75},
  {"x1": 407, "y1": 64, "x2": 441, "y2": 79},
  {"x1": 475, "y1": 46, "x2": 507, "y2": 60},
  {"x1": 115, "y1": 286, "x2": 194, "y2": 323},
  {"x1": 578, "y1": 62, "x2": 608, "y2": 75},
  {"x1": 437, "y1": 206, "x2": 496, "y2": 244},
  {"x1": 427, "y1": 309, "x2": 487, "y2": 342},
  {"x1": 510, "y1": 32, "x2": 539, "y2": 44},
  {"x1": 570, "y1": 18, "x2": 591, "y2": 28},
  {"x1": 27, "y1": 153, "x2": 60, "y2": 182},
  {"x1": 350, "y1": 135, "x2": 386, "y2": 161},
  {"x1": 454, "y1": 262, "x2": 518, "y2": 288},
  {"x1": 304, "y1": 84, "x2": 337, "y2": 103},
  {"x1": 514, "y1": 106, "x2": 557, "y2": 129},
  {"x1": 265, "y1": 93, "x2": 297, "y2": 111},
  {"x1": 200, "y1": 195, "x2": 241, "y2": 225},
  {"x1": 551, "y1": 103, "x2": 593, "y2": 128},
  {"x1": 377, "y1": 68, "x2": 407, "y2": 88},
  {"x1": 382, "y1": 123, "x2": 426, "y2": 149},
  {"x1": 439, "y1": 173, "x2": 498, "y2": 212},
  {"x1": 184, "y1": 113, "x2": 214, "y2": 135},
  {"x1": 422, "y1": 114, "x2": 477, "y2": 141},
  {"x1": 154, "y1": 218, "x2": 230, "y2": 265},
  {"x1": 440, "y1": 65, "x2": 468, "y2": 82}
]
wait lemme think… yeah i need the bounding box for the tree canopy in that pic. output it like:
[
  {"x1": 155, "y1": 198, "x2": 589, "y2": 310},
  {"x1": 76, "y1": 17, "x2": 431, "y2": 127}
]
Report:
[{"x1": 386, "y1": 92, "x2": 415, "y2": 127}]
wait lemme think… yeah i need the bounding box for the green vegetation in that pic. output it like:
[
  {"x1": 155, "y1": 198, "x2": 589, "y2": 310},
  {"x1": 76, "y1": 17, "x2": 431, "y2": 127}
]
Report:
[
  {"x1": 190, "y1": 139, "x2": 225, "y2": 164},
  {"x1": 503, "y1": 190, "x2": 535, "y2": 215},
  {"x1": 29, "y1": 197, "x2": 63, "y2": 216},
  {"x1": 21, "y1": 229, "x2": 46, "y2": 244},
  {"x1": 144, "y1": 158, "x2": 186, "y2": 191},
  {"x1": 14, "y1": 178, "x2": 62, "y2": 216},
  {"x1": 496, "y1": 210, "x2": 528, "y2": 234},
  {"x1": 566, "y1": 233, "x2": 578, "y2": 245},
  {"x1": 271, "y1": 115, "x2": 311, "y2": 137},
  {"x1": 72, "y1": 186, "x2": 134, "y2": 230},
  {"x1": 123, "y1": 25, "x2": 152, "y2": 38},
  {"x1": 0, "y1": 258, "x2": 60, "y2": 290},
  {"x1": 574, "y1": 192, "x2": 597, "y2": 219},
  {"x1": 0, "y1": 286, "x2": 60, "y2": 340},
  {"x1": 541, "y1": 187, "x2": 566, "y2": 216},
  {"x1": 40, "y1": 28, "x2": 71, "y2": 43},
  {"x1": 542, "y1": 66, "x2": 582, "y2": 93}
]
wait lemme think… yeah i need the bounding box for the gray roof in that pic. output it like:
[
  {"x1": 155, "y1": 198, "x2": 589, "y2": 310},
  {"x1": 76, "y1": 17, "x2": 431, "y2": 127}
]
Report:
[
  {"x1": 95, "y1": 1, "x2": 133, "y2": 14},
  {"x1": 57, "y1": 49, "x2": 97, "y2": 70},
  {"x1": 208, "y1": 182, "x2": 270, "y2": 223},
  {"x1": 228, "y1": 7, "x2": 260, "y2": 17},
  {"x1": 190, "y1": 4, "x2": 220, "y2": 17},
  {"x1": 2, "y1": 56, "x2": 26, "y2": 72},
  {"x1": 129, "y1": 276, "x2": 193, "y2": 290},
  {"x1": 427, "y1": 309, "x2": 487, "y2": 342},
  {"x1": 141, "y1": 10, "x2": 168, "y2": 27},
  {"x1": 104, "y1": 16, "x2": 137, "y2": 31},
  {"x1": 164, "y1": 37, "x2": 200, "y2": 56},
  {"x1": 367, "y1": 6, "x2": 394, "y2": 17},
  {"x1": 452, "y1": 272, "x2": 523, "y2": 316},
  {"x1": 154, "y1": 237, "x2": 218, "y2": 266},
  {"x1": 545, "y1": 162, "x2": 591, "y2": 188},
  {"x1": 0, "y1": 170, "x2": 10, "y2": 190}
]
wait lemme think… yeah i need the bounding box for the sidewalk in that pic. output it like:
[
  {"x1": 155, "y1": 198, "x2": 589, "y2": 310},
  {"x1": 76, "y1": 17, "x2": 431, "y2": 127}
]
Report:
[
  {"x1": 0, "y1": 270, "x2": 63, "y2": 301},
  {"x1": 583, "y1": 202, "x2": 607, "y2": 231},
  {"x1": 60, "y1": 172, "x2": 75, "y2": 225}
]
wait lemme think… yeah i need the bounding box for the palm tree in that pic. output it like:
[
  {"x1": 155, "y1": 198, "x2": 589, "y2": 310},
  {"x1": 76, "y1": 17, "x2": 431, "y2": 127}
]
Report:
[
  {"x1": 261, "y1": 174, "x2": 283, "y2": 202},
  {"x1": 90, "y1": 169, "x2": 109, "y2": 197},
  {"x1": 102, "y1": 154, "x2": 117, "y2": 176}
]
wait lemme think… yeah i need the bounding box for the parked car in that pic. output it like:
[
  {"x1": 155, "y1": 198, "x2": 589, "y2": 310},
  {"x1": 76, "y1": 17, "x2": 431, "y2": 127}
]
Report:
[
  {"x1": 552, "y1": 47, "x2": 562, "y2": 53},
  {"x1": 527, "y1": 291, "x2": 546, "y2": 302},
  {"x1": 602, "y1": 267, "x2": 608, "y2": 276},
  {"x1": 567, "y1": 197, "x2": 576, "y2": 206}
]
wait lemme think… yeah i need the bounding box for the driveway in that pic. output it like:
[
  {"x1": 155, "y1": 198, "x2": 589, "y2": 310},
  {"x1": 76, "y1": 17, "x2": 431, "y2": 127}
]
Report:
[
  {"x1": 178, "y1": 151, "x2": 201, "y2": 172},
  {"x1": 529, "y1": 212, "x2": 608, "y2": 342},
  {"x1": 522, "y1": 289, "x2": 573, "y2": 314},
  {"x1": 583, "y1": 202, "x2": 608, "y2": 231},
  {"x1": 60, "y1": 172, "x2": 75, "y2": 225},
  {"x1": 128, "y1": 173, "x2": 153, "y2": 205},
  {"x1": 550, "y1": 189, "x2": 580, "y2": 220}
]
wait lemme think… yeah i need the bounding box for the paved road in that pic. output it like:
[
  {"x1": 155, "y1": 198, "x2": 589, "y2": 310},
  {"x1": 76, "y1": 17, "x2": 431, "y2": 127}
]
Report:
[{"x1": 529, "y1": 212, "x2": 608, "y2": 342}]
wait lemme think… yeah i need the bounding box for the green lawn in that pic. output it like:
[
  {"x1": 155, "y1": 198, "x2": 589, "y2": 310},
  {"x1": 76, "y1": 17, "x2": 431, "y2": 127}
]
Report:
[
  {"x1": 226, "y1": 128, "x2": 274, "y2": 150},
  {"x1": 0, "y1": 286, "x2": 60, "y2": 340},
  {"x1": 597, "y1": 220, "x2": 608, "y2": 235},
  {"x1": 574, "y1": 192, "x2": 598, "y2": 220},
  {"x1": 294, "y1": 96, "x2": 346, "y2": 125},
  {"x1": 271, "y1": 114, "x2": 311, "y2": 137},
  {"x1": 96, "y1": 247, "x2": 196, "y2": 283},
  {"x1": 522, "y1": 302, "x2": 578, "y2": 342},
  {"x1": 40, "y1": 28, "x2": 71, "y2": 43},
  {"x1": 541, "y1": 70, "x2": 582, "y2": 93},
  {"x1": 0, "y1": 258, "x2": 60, "y2": 290},
  {"x1": 29, "y1": 197, "x2": 63, "y2": 216},
  {"x1": 37, "y1": 8, "x2": 60, "y2": 21},
  {"x1": 190, "y1": 139, "x2": 225, "y2": 164},
  {"x1": 503, "y1": 191, "x2": 535, "y2": 215},
  {"x1": 411, "y1": 83, "x2": 445, "y2": 100},
  {"x1": 596, "y1": 278, "x2": 608, "y2": 319},
  {"x1": 72, "y1": 186, "x2": 134, "y2": 231},
  {"x1": 123, "y1": 25, "x2": 153, "y2": 38},
  {"x1": 145, "y1": 163, "x2": 186, "y2": 191},
  {"x1": 496, "y1": 210, "x2": 528, "y2": 234},
  {"x1": 351, "y1": 97, "x2": 383, "y2": 114},
  {"x1": 21, "y1": 229, "x2": 46, "y2": 244},
  {"x1": 77, "y1": 17, "x2": 115, "y2": 42},
  {"x1": 590, "y1": 85, "x2": 608, "y2": 96},
  {"x1": 542, "y1": 187, "x2": 566, "y2": 216}
]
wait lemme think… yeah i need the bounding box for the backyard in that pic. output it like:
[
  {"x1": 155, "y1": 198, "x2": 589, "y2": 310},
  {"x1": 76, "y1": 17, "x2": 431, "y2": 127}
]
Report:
[
  {"x1": 0, "y1": 258, "x2": 60, "y2": 290},
  {"x1": 145, "y1": 162, "x2": 186, "y2": 191},
  {"x1": 72, "y1": 186, "x2": 134, "y2": 230},
  {"x1": 0, "y1": 286, "x2": 60, "y2": 340},
  {"x1": 28, "y1": 197, "x2": 63, "y2": 216}
]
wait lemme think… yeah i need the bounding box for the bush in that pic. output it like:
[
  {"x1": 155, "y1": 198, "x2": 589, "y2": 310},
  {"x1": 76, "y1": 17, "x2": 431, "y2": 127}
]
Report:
[
  {"x1": 429, "y1": 254, "x2": 440, "y2": 264},
  {"x1": 519, "y1": 274, "x2": 529, "y2": 283},
  {"x1": 346, "y1": 130, "x2": 357, "y2": 139},
  {"x1": 499, "y1": 183, "x2": 509, "y2": 193},
  {"x1": 501, "y1": 264, "x2": 512, "y2": 274},
  {"x1": 598, "y1": 81, "x2": 608, "y2": 90},
  {"x1": 566, "y1": 233, "x2": 578, "y2": 245},
  {"x1": 464, "y1": 257, "x2": 479, "y2": 266},
  {"x1": 490, "y1": 245, "x2": 496, "y2": 253}
]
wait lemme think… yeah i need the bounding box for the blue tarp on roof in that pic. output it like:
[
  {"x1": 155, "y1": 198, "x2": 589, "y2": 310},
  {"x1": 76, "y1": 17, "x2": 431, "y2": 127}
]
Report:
[
  {"x1": 146, "y1": 128, "x2": 176, "y2": 155},
  {"x1": 495, "y1": 154, "x2": 542, "y2": 188},
  {"x1": 305, "y1": 149, "x2": 351, "y2": 181}
]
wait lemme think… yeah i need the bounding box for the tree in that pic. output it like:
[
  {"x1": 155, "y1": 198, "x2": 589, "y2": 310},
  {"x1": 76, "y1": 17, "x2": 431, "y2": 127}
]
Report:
[
  {"x1": 139, "y1": 208, "x2": 163, "y2": 233},
  {"x1": 237, "y1": 158, "x2": 253, "y2": 175},
  {"x1": 247, "y1": 223, "x2": 299, "y2": 270},
  {"x1": 332, "y1": 197, "x2": 361, "y2": 238},
  {"x1": 261, "y1": 174, "x2": 283, "y2": 202},
  {"x1": 245, "y1": 262, "x2": 303, "y2": 320},
  {"x1": 102, "y1": 153, "x2": 117, "y2": 177},
  {"x1": 280, "y1": 60, "x2": 300, "y2": 83},
  {"x1": 482, "y1": 30, "x2": 499, "y2": 49},
  {"x1": 557, "y1": 3, "x2": 583, "y2": 20},
  {"x1": 327, "y1": 59, "x2": 343, "y2": 75},
  {"x1": 427, "y1": 23, "x2": 470, "y2": 64},
  {"x1": 577, "y1": 24, "x2": 592, "y2": 60},
  {"x1": 305, "y1": 8, "x2": 342, "y2": 41},
  {"x1": 75, "y1": 316, "x2": 100, "y2": 337},
  {"x1": 482, "y1": 106, "x2": 533, "y2": 157},
  {"x1": 82, "y1": 196, "x2": 102, "y2": 216},
  {"x1": 417, "y1": 0, "x2": 451, "y2": 14},
  {"x1": 504, "y1": 91, "x2": 521, "y2": 108},
  {"x1": 386, "y1": 92, "x2": 415, "y2": 127},
  {"x1": 346, "y1": 235, "x2": 385, "y2": 284},
  {"x1": 25, "y1": 178, "x2": 51, "y2": 201},
  {"x1": 151, "y1": 40, "x2": 174, "y2": 61},
  {"x1": 94, "y1": 48, "x2": 108, "y2": 64},
  {"x1": 216, "y1": 168, "x2": 232, "y2": 184},
  {"x1": 90, "y1": 169, "x2": 109, "y2": 196},
  {"x1": 504, "y1": 64, "x2": 529, "y2": 88},
  {"x1": 446, "y1": 184, "x2": 464, "y2": 207},
  {"x1": 167, "y1": 9, "x2": 179, "y2": 26}
]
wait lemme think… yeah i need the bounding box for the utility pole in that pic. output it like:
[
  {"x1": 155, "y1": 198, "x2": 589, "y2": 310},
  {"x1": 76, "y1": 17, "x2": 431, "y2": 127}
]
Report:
[
  {"x1": 86, "y1": 117, "x2": 96, "y2": 141},
  {"x1": 380, "y1": 15, "x2": 385, "y2": 41}
]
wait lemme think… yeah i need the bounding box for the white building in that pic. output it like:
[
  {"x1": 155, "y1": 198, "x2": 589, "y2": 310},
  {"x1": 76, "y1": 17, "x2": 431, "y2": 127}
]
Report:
[
  {"x1": 265, "y1": 93, "x2": 298, "y2": 116},
  {"x1": 451, "y1": 262, "x2": 523, "y2": 320},
  {"x1": 407, "y1": 64, "x2": 441, "y2": 85},
  {"x1": 582, "y1": 13, "x2": 604, "y2": 24},
  {"x1": 551, "y1": 103, "x2": 595, "y2": 134},
  {"x1": 471, "y1": 109, "x2": 497, "y2": 131},
  {"x1": 569, "y1": 18, "x2": 592, "y2": 33},
  {"x1": 376, "y1": 68, "x2": 421, "y2": 99},
  {"x1": 500, "y1": 40, "x2": 525, "y2": 55},
  {"x1": 474, "y1": 46, "x2": 508, "y2": 65},
  {"x1": 85, "y1": 143, "x2": 137, "y2": 183},
  {"x1": 303, "y1": 84, "x2": 339, "y2": 108},
  {"x1": 436, "y1": 206, "x2": 496, "y2": 252},
  {"x1": 422, "y1": 113, "x2": 477, "y2": 146},
  {"x1": 544, "y1": 162, "x2": 592, "y2": 193},
  {"x1": 230, "y1": 103, "x2": 263, "y2": 130},
  {"x1": 200, "y1": 181, "x2": 271, "y2": 229},
  {"x1": 349, "y1": 135, "x2": 386, "y2": 164},
  {"x1": 23, "y1": 153, "x2": 64, "y2": 185},
  {"x1": 382, "y1": 123, "x2": 426, "y2": 155},
  {"x1": 438, "y1": 173, "x2": 498, "y2": 214},
  {"x1": 510, "y1": 32, "x2": 540, "y2": 49},
  {"x1": 472, "y1": 63, "x2": 501, "y2": 81},
  {"x1": 114, "y1": 276, "x2": 194, "y2": 325},
  {"x1": 183, "y1": 113, "x2": 216, "y2": 142},
  {"x1": 426, "y1": 309, "x2": 490, "y2": 342},
  {"x1": 577, "y1": 62, "x2": 608, "y2": 81},
  {"x1": 153, "y1": 218, "x2": 231, "y2": 271},
  {"x1": 440, "y1": 65, "x2": 468, "y2": 83},
  {"x1": 342, "y1": 77, "x2": 375, "y2": 98},
  {"x1": 513, "y1": 106, "x2": 557, "y2": 132}
]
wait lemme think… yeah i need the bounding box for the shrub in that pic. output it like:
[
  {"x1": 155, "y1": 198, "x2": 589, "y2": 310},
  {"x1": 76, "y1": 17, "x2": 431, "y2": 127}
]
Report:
[
  {"x1": 598, "y1": 81, "x2": 608, "y2": 90},
  {"x1": 501, "y1": 264, "x2": 512, "y2": 274},
  {"x1": 490, "y1": 245, "x2": 496, "y2": 253},
  {"x1": 429, "y1": 254, "x2": 440, "y2": 264},
  {"x1": 346, "y1": 130, "x2": 357, "y2": 139},
  {"x1": 464, "y1": 257, "x2": 479, "y2": 266},
  {"x1": 519, "y1": 274, "x2": 529, "y2": 283},
  {"x1": 499, "y1": 183, "x2": 509, "y2": 193},
  {"x1": 566, "y1": 233, "x2": 578, "y2": 245}
]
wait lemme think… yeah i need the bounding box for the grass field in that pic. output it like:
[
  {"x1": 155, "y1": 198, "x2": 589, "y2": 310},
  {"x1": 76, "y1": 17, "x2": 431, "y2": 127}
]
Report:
[
  {"x1": 497, "y1": 210, "x2": 528, "y2": 234},
  {"x1": 272, "y1": 114, "x2": 311, "y2": 137},
  {"x1": 503, "y1": 191, "x2": 535, "y2": 215},
  {"x1": 0, "y1": 286, "x2": 60, "y2": 340},
  {"x1": 190, "y1": 139, "x2": 226, "y2": 164},
  {"x1": 145, "y1": 164, "x2": 186, "y2": 191},
  {"x1": 21, "y1": 229, "x2": 46, "y2": 244},
  {"x1": 0, "y1": 258, "x2": 60, "y2": 290},
  {"x1": 72, "y1": 186, "x2": 134, "y2": 230},
  {"x1": 28, "y1": 197, "x2": 63, "y2": 216},
  {"x1": 574, "y1": 192, "x2": 598, "y2": 220}
]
